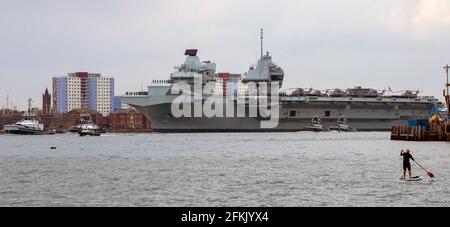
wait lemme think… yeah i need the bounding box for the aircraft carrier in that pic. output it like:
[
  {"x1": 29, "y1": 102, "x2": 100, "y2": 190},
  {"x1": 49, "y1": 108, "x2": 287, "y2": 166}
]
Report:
[{"x1": 122, "y1": 33, "x2": 438, "y2": 132}]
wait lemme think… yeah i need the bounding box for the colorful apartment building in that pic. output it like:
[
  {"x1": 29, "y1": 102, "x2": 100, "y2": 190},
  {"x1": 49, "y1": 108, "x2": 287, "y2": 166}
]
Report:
[{"x1": 52, "y1": 72, "x2": 115, "y2": 116}]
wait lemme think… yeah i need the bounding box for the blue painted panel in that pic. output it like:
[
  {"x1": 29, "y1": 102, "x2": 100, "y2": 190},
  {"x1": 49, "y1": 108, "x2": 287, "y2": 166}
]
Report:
[
  {"x1": 56, "y1": 77, "x2": 67, "y2": 113},
  {"x1": 88, "y1": 78, "x2": 97, "y2": 110}
]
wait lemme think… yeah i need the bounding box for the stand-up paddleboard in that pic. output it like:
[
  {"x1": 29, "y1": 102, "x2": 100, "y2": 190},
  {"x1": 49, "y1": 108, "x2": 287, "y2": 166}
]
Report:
[{"x1": 399, "y1": 176, "x2": 423, "y2": 182}]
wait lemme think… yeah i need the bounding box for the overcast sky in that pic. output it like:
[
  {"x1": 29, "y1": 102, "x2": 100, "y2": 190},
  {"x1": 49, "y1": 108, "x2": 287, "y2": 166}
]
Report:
[{"x1": 1, "y1": 0, "x2": 450, "y2": 110}]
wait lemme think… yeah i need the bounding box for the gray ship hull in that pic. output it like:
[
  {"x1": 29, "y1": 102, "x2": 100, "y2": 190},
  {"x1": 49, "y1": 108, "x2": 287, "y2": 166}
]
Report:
[{"x1": 131, "y1": 103, "x2": 419, "y2": 133}]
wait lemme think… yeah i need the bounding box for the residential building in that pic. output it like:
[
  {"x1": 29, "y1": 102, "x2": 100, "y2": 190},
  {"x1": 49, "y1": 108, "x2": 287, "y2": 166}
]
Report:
[
  {"x1": 113, "y1": 96, "x2": 122, "y2": 111},
  {"x1": 213, "y1": 73, "x2": 245, "y2": 96},
  {"x1": 53, "y1": 72, "x2": 115, "y2": 116}
]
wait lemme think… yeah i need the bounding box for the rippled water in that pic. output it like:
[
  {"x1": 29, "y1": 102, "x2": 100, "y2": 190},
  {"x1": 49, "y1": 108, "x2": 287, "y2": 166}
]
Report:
[{"x1": 0, "y1": 132, "x2": 449, "y2": 207}]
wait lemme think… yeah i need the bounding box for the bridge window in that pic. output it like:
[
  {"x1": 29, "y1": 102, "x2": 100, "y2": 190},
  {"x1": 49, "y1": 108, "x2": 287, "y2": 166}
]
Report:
[
  {"x1": 271, "y1": 75, "x2": 284, "y2": 81},
  {"x1": 289, "y1": 111, "x2": 296, "y2": 117}
]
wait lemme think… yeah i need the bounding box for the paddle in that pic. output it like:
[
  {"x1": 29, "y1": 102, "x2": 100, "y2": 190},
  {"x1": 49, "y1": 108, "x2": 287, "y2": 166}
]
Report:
[{"x1": 414, "y1": 160, "x2": 434, "y2": 178}]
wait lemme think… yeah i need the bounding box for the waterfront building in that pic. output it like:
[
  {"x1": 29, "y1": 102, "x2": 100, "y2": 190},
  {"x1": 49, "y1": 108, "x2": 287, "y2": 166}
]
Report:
[
  {"x1": 108, "y1": 108, "x2": 151, "y2": 132},
  {"x1": 52, "y1": 72, "x2": 115, "y2": 116},
  {"x1": 113, "y1": 96, "x2": 122, "y2": 111}
]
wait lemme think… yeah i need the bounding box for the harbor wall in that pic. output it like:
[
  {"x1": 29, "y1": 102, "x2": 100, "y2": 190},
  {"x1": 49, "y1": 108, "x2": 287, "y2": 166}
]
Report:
[{"x1": 391, "y1": 124, "x2": 450, "y2": 141}]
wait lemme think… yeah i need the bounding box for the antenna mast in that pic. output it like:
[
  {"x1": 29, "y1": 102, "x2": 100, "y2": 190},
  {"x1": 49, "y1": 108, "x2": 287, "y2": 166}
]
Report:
[
  {"x1": 444, "y1": 64, "x2": 450, "y2": 116},
  {"x1": 28, "y1": 98, "x2": 33, "y2": 114},
  {"x1": 445, "y1": 64, "x2": 450, "y2": 96},
  {"x1": 260, "y1": 28, "x2": 264, "y2": 58},
  {"x1": 6, "y1": 94, "x2": 9, "y2": 110}
]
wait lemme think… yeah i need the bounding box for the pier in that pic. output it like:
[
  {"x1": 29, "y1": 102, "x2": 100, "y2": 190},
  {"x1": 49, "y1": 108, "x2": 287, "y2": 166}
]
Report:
[
  {"x1": 391, "y1": 125, "x2": 449, "y2": 141},
  {"x1": 391, "y1": 65, "x2": 450, "y2": 142}
]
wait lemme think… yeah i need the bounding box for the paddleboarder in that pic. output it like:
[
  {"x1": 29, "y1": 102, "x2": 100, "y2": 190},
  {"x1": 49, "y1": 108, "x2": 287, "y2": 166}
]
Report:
[{"x1": 400, "y1": 149, "x2": 415, "y2": 179}]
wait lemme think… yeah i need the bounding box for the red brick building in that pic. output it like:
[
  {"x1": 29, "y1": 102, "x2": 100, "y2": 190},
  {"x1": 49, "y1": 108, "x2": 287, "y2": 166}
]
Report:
[
  {"x1": 37, "y1": 109, "x2": 106, "y2": 133},
  {"x1": 108, "y1": 109, "x2": 151, "y2": 132}
]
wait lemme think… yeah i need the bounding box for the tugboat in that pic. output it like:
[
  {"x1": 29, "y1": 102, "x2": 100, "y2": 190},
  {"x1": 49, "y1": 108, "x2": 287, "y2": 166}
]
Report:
[
  {"x1": 329, "y1": 115, "x2": 354, "y2": 132},
  {"x1": 305, "y1": 116, "x2": 328, "y2": 132},
  {"x1": 3, "y1": 99, "x2": 55, "y2": 135},
  {"x1": 71, "y1": 113, "x2": 105, "y2": 134},
  {"x1": 72, "y1": 124, "x2": 106, "y2": 134},
  {"x1": 78, "y1": 125, "x2": 101, "y2": 136}
]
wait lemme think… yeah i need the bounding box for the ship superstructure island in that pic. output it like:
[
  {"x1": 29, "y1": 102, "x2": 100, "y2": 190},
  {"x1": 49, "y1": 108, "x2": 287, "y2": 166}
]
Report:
[{"x1": 122, "y1": 31, "x2": 438, "y2": 132}]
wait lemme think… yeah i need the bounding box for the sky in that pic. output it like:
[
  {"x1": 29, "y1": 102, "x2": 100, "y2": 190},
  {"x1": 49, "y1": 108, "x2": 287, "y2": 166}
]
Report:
[{"x1": 1, "y1": 0, "x2": 450, "y2": 110}]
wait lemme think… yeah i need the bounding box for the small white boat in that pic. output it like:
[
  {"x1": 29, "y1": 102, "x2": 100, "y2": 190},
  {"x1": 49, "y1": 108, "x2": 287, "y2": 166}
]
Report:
[
  {"x1": 70, "y1": 113, "x2": 105, "y2": 133},
  {"x1": 329, "y1": 115, "x2": 354, "y2": 132},
  {"x1": 4, "y1": 114, "x2": 44, "y2": 135},
  {"x1": 79, "y1": 124, "x2": 101, "y2": 136},
  {"x1": 305, "y1": 116, "x2": 328, "y2": 132}
]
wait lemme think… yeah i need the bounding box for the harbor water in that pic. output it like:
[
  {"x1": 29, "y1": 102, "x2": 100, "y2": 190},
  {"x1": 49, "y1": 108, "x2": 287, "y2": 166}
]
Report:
[{"x1": 0, "y1": 132, "x2": 449, "y2": 207}]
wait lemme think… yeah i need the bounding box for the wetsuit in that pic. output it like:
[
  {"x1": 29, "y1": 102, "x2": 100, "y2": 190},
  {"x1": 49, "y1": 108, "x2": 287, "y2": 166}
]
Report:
[{"x1": 401, "y1": 152, "x2": 415, "y2": 171}]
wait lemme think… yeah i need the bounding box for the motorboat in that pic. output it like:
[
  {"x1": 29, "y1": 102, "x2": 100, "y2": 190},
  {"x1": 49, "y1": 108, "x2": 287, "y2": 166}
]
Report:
[
  {"x1": 305, "y1": 116, "x2": 328, "y2": 132},
  {"x1": 329, "y1": 115, "x2": 354, "y2": 132},
  {"x1": 3, "y1": 99, "x2": 55, "y2": 135}
]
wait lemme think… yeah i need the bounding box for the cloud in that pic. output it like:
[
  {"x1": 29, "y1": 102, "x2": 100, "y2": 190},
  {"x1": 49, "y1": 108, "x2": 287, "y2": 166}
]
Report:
[
  {"x1": 413, "y1": 0, "x2": 450, "y2": 30},
  {"x1": 383, "y1": 0, "x2": 450, "y2": 32},
  {"x1": 383, "y1": 6, "x2": 410, "y2": 31}
]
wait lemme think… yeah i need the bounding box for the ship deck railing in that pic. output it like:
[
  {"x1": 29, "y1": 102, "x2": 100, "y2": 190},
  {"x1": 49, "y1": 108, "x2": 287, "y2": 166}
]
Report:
[
  {"x1": 281, "y1": 93, "x2": 430, "y2": 99},
  {"x1": 279, "y1": 93, "x2": 436, "y2": 103},
  {"x1": 124, "y1": 91, "x2": 149, "y2": 96},
  {"x1": 151, "y1": 79, "x2": 176, "y2": 84}
]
